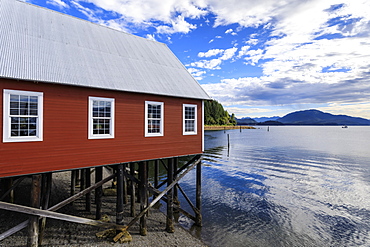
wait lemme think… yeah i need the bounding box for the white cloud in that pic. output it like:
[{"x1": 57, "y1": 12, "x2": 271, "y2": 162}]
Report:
[
  {"x1": 189, "y1": 59, "x2": 222, "y2": 70},
  {"x1": 198, "y1": 49, "x2": 224, "y2": 58},
  {"x1": 190, "y1": 47, "x2": 238, "y2": 70},
  {"x1": 220, "y1": 47, "x2": 238, "y2": 60},
  {"x1": 225, "y1": 28, "x2": 237, "y2": 35},
  {"x1": 47, "y1": 0, "x2": 69, "y2": 9},
  {"x1": 78, "y1": 0, "x2": 207, "y2": 34},
  {"x1": 145, "y1": 34, "x2": 157, "y2": 41},
  {"x1": 187, "y1": 68, "x2": 206, "y2": 80},
  {"x1": 70, "y1": 0, "x2": 370, "y2": 118},
  {"x1": 225, "y1": 28, "x2": 233, "y2": 34},
  {"x1": 156, "y1": 15, "x2": 197, "y2": 34}
]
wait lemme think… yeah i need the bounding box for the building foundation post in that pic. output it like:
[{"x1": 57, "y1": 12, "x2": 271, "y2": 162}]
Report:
[
  {"x1": 166, "y1": 158, "x2": 175, "y2": 233},
  {"x1": 95, "y1": 166, "x2": 103, "y2": 220},
  {"x1": 139, "y1": 161, "x2": 148, "y2": 236},
  {"x1": 27, "y1": 174, "x2": 42, "y2": 247},
  {"x1": 116, "y1": 164, "x2": 124, "y2": 226}
]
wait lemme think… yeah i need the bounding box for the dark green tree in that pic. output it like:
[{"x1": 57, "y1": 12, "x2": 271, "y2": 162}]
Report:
[{"x1": 204, "y1": 100, "x2": 236, "y2": 126}]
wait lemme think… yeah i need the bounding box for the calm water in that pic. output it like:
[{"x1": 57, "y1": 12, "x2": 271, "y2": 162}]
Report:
[{"x1": 177, "y1": 126, "x2": 370, "y2": 247}]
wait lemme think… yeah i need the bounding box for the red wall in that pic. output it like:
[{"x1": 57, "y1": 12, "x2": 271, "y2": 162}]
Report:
[{"x1": 0, "y1": 78, "x2": 203, "y2": 178}]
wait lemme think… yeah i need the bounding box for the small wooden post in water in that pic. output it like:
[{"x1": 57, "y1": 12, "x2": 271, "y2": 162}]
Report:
[
  {"x1": 27, "y1": 174, "x2": 42, "y2": 247},
  {"x1": 195, "y1": 158, "x2": 202, "y2": 226}
]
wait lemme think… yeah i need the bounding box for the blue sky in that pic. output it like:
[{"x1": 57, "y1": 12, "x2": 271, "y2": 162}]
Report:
[{"x1": 26, "y1": 0, "x2": 370, "y2": 119}]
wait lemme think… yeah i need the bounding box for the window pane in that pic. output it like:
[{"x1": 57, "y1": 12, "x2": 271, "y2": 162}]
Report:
[
  {"x1": 10, "y1": 109, "x2": 19, "y2": 115},
  {"x1": 5, "y1": 91, "x2": 41, "y2": 141}
]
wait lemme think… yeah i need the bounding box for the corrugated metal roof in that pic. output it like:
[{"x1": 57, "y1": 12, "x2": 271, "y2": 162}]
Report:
[{"x1": 0, "y1": 0, "x2": 210, "y2": 100}]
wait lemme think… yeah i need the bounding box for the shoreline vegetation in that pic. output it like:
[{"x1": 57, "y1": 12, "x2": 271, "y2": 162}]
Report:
[{"x1": 204, "y1": 125, "x2": 255, "y2": 130}]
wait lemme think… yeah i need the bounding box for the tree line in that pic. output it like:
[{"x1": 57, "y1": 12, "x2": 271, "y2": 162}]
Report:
[{"x1": 204, "y1": 100, "x2": 236, "y2": 126}]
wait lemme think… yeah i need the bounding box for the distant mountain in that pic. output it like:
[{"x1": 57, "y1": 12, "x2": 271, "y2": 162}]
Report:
[
  {"x1": 253, "y1": 116, "x2": 280, "y2": 122},
  {"x1": 278, "y1": 109, "x2": 370, "y2": 125},
  {"x1": 236, "y1": 117, "x2": 257, "y2": 125}
]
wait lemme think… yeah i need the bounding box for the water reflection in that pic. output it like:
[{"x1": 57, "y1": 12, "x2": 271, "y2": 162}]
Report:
[{"x1": 178, "y1": 127, "x2": 370, "y2": 247}]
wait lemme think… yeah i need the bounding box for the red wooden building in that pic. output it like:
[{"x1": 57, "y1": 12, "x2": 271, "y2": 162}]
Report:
[
  {"x1": 0, "y1": 0, "x2": 209, "y2": 244},
  {"x1": 0, "y1": 0, "x2": 209, "y2": 178}
]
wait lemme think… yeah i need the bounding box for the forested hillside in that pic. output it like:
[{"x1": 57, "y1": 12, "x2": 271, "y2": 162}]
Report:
[{"x1": 204, "y1": 100, "x2": 236, "y2": 125}]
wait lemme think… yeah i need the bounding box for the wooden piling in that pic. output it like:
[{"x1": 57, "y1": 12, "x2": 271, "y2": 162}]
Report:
[
  {"x1": 39, "y1": 173, "x2": 52, "y2": 246},
  {"x1": 85, "y1": 168, "x2": 91, "y2": 212},
  {"x1": 27, "y1": 174, "x2": 42, "y2": 247},
  {"x1": 130, "y1": 163, "x2": 136, "y2": 217},
  {"x1": 116, "y1": 164, "x2": 124, "y2": 225},
  {"x1": 70, "y1": 170, "x2": 76, "y2": 197},
  {"x1": 139, "y1": 162, "x2": 148, "y2": 236},
  {"x1": 173, "y1": 158, "x2": 179, "y2": 214},
  {"x1": 123, "y1": 163, "x2": 128, "y2": 204},
  {"x1": 195, "y1": 158, "x2": 202, "y2": 226},
  {"x1": 95, "y1": 167, "x2": 103, "y2": 220},
  {"x1": 166, "y1": 158, "x2": 175, "y2": 233}
]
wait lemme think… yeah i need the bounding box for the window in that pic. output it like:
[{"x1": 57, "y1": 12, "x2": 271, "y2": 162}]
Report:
[
  {"x1": 145, "y1": 101, "x2": 164, "y2": 137},
  {"x1": 88, "y1": 97, "x2": 114, "y2": 139},
  {"x1": 3, "y1": 89, "x2": 43, "y2": 142},
  {"x1": 183, "y1": 104, "x2": 197, "y2": 135}
]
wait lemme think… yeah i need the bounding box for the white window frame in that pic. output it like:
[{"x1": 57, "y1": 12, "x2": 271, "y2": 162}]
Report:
[
  {"x1": 145, "y1": 101, "x2": 164, "y2": 137},
  {"x1": 3, "y1": 89, "x2": 43, "y2": 143},
  {"x1": 88, "y1": 96, "x2": 115, "y2": 139},
  {"x1": 183, "y1": 104, "x2": 197, "y2": 135}
]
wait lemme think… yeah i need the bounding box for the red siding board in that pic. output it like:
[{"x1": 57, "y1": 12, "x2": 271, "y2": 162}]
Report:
[{"x1": 0, "y1": 79, "x2": 203, "y2": 178}]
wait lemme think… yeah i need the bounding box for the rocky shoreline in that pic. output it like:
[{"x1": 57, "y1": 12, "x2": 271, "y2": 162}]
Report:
[{"x1": 0, "y1": 171, "x2": 207, "y2": 247}]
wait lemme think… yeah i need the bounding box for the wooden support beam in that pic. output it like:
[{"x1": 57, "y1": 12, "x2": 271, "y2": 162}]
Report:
[
  {"x1": 70, "y1": 170, "x2": 76, "y2": 197},
  {"x1": 166, "y1": 158, "x2": 175, "y2": 233},
  {"x1": 0, "y1": 177, "x2": 25, "y2": 201},
  {"x1": 173, "y1": 158, "x2": 179, "y2": 213},
  {"x1": 148, "y1": 185, "x2": 197, "y2": 222},
  {"x1": 85, "y1": 168, "x2": 91, "y2": 212},
  {"x1": 95, "y1": 167, "x2": 103, "y2": 220},
  {"x1": 176, "y1": 183, "x2": 200, "y2": 215},
  {"x1": 39, "y1": 173, "x2": 52, "y2": 246},
  {"x1": 156, "y1": 155, "x2": 199, "y2": 189},
  {"x1": 80, "y1": 169, "x2": 85, "y2": 191},
  {"x1": 116, "y1": 164, "x2": 124, "y2": 225},
  {"x1": 195, "y1": 159, "x2": 202, "y2": 226},
  {"x1": 0, "y1": 201, "x2": 126, "y2": 230},
  {"x1": 154, "y1": 160, "x2": 159, "y2": 189},
  {"x1": 129, "y1": 163, "x2": 136, "y2": 217},
  {"x1": 0, "y1": 173, "x2": 115, "y2": 241},
  {"x1": 27, "y1": 174, "x2": 42, "y2": 247},
  {"x1": 123, "y1": 164, "x2": 128, "y2": 204},
  {"x1": 139, "y1": 162, "x2": 148, "y2": 236},
  {"x1": 124, "y1": 157, "x2": 201, "y2": 231}
]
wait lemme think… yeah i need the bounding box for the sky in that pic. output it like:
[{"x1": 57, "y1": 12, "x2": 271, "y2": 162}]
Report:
[{"x1": 25, "y1": 0, "x2": 370, "y2": 119}]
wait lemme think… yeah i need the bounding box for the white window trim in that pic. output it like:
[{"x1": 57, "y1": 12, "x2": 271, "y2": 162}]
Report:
[
  {"x1": 183, "y1": 104, "x2": 197, "y2": 135},
  {"x1": 145, "y1": 101, "x2": 164, "y2": 137},
  {"x1": 3, "y1": 89, "x2": 43, "y2": 143},
  {"x1": 88, "y1": 96, "x2": 115, "y2": 139}
]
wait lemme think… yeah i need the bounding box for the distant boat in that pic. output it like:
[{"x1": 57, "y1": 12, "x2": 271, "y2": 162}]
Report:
[{"x1": 342, "y1": 125, "x2": 348, "y2": 128}]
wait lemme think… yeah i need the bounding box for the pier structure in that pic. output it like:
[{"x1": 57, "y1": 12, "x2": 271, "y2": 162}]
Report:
[{"x1": 0, "y1": 155, "x2": 202, "y2": 245}]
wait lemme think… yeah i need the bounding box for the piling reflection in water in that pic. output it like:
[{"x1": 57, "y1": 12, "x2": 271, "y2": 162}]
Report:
[{"x1": 176, "y1": 127, "x2": 370, "y2": 247}]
